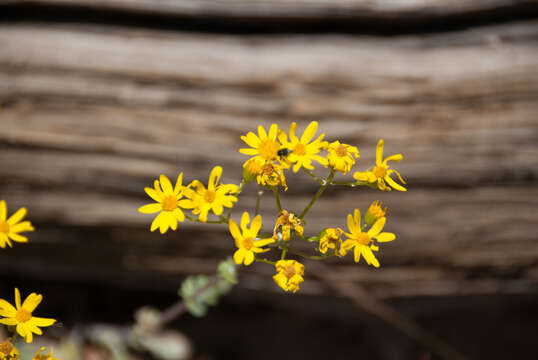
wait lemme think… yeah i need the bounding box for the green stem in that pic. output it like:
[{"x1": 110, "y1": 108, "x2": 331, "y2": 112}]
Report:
[
  {"x1": 272, "y1": 188, "x2": 282, "y2": 212},
  {"x1": 255, "y1": 258, "x2": 276, "y2": 266},
  {"x1": 287, "y1": 248, "x2": 331, "y2": 260},
  {"x1": 185, "y1": 214, "x2": 223, "y2": 224},
  {"x1": 302, "y1": 168, "x2": 323, "y2": 184},
  {"x1": 299, "y1": 169, "x2": 335, "y2": 219},
  {"x1": 281, "y1": 242, "x2": 288, "y2": 260},
  {"x1": 330, "y1": 180, "x2": 369, "y2": 187},
  {"x1": 255, "y1": 187, "x2": 263, "y2": 216}
]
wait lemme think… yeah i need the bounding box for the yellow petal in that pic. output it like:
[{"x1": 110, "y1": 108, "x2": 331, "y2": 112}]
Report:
[
  {"x1": 30, "y1": 317, "x2": 56, "y2": 327},
  {"x1": 233, "y1": 248, "x2": 245, "y2": 265},
  {"x1": 250, "y1": 215, "x2": 262, "y2": 236},
  {"x1": 0, "y1": 233, "x2": 10, "y2": 248},
  {"x1": 229, "y1": 220, "x2": 242, "y2": 248},
  {"x1": 240, "y1": 212, "x2": 250, "y2": 233},
  {"x1": 384, "y1": 174, "x2": 407, "y2": 192},
  {"x1": 383, "y1": 154, "x2": 403, "y2": 164},
  {"x1": 0, "y1": 299, "x2": 17, "y2": 316},
  {"x1": 368, "y1": 217, "x2": 386, "y2": 237},
  {"x1": 208, "y1": 166, "x2": 223, "y2": 192},
  {"x1": 353, "y1": 246, "x2": 362, "y2": 263},
  {"x1": 376, "y1": 139, "x2": 384, "y2": 167},
  {"x1": 10, "y1": 222, "x2": 34, "y2": 233},
  {"x1": 289, "y1": 122, "x2": 298, "y2": 142},
  {"x1": 0, "y1": 318, "x2": 17, "y2": 326},
  {"x1": 159, "y1": 174, "x2": 174, "y2": 194},
  {"x1": 241, "y1": 132, "x2": 261, "y2": 148},
  {"x1": 376, "y1": 232, "x2": 396, "y2": 243},
  {"x1": 144, "y1": 187, "x2": 162, "y2": 203},
  {"x1": 300, "y1": 121, "x2": 318, "y2": 144},
  {"x1": 254, "y1": 237, "x2": 274, "y2": 247},
  {"x1": 150, "y1": 211, "x2": 167, "y2": 232},
  {"x1": 244, "y1": 251, "x2": 255, "y2": 266},
  {"x1": 22, "y1": 293, "x2": 42, "y2": 312},
  {"x1": 346, "y1": 214, "x2": 356, "y2": 234},
  {"x1": 212, "y1": 202, "x2": 223, "y2": 216},
  {"x1": 138, "y1": 204, "x2": 162, "y2": 214},
  {"x1": 173, "y1": 208, "x2": 185, "y2": 222},
  {"x1": 239, "y1": 148, "x2": 259, "y2": 155},
  {"x1": 174, "y1": 173, "x2": 183, "y2": 195},
  {"x1": 268, "y1": 123, "x2": 278, "y2": 140},
  {"x1": 363, "y1": 247, "x2": 380, "y2": 268},
  {"x1": 0, "y1": 200, "x2": 6, "y2": 221},
  {"x1": 8, "y1": 233, "x2": 28, "y2": 243},
  {"x1": 7, "y1": 208, "x2": 26, "y2": 226},
  {"x1": 353, "y1": 209, "x2": 362, "y2": 230},
  {"x1": 15, "y1": 288, "x2": 21, "y2": 309}
]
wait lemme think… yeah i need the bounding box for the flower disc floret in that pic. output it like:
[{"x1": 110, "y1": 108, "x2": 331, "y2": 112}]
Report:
[
  {"x1": 273, "y1": 260, "x2": 305, "y2": 293},
  {"x1": 353, "y1": 139, "x2": 406, "y2": 191},
  {"x1": 0, "y1": 201, "x2": 34, "y2": 249},
  {"x1": 340, "y1": 209, "x2": 396, "y2": 268},
  {"x1": 365, "y1": 200, "x2": 387, "y2": 226},
  {"x1": 278, "y1": 121, "x2": 328, "y2": 172},
  {"x1": 0, "y1": 288, "x2": 56, "y2": 343},
  {"x1": 230, "y1": 212, "x2": 274, "y2": 266},
  {"x1": 182, "y1": 166, "x2": 239, "y2": 223},
  {"x1": 325, "y1": 141, "x2": 359, "y2": 174},
  {"x1": 138, "y1": 173, "x2": 191, "y2": 234}
]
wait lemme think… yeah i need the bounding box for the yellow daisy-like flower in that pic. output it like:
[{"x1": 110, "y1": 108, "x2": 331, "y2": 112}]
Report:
[
  {"x1": 0, "y1": 201, "x2": 34, "y2": 249},
  {"x1": 257, "y1": 162, "x2": 288, "y2": 191},
  {"x1": 341, "y1": 209, "x2": 396, "y2": 268},
  {"x1": 0, "y1": 288, "x2": 56, "y2": 343},
  {"x1": 273, "y1": 260, "x2": 305, "y2": 293},
  {"x1": 318, "y1": 228, "x2": 343, "y2": 255},
  {"x1": 0, "y1": 341, "x2": 19, "y2": 360},
  {"x1": 239, "y1": 124, "x2": 281, "y2": 164},
  {"x1": 364, "y1": 200, "x2": 387, "y2": 226},
  {"x1": 278, "y1": 121, "x2": 328, "y2": 172},
  {"x1": 325, "y1": 141, "x2": 359, "y2": 174},
  {"x1": 242, "y1": 157, "x2": 265, "y2": 182},
  {"x1": 273, "y1": 210, "x2": 304, "y2": 241},
  {"x1": 230, "y1": 212, "x2": 274, "y2": 266},
  {"x1": 183, "y1": 166, "x2": 239, "y2": 223},
  {"x1": 138, "y1": 174, "x2": 190, "y2": 234},
  {"x1": 32, "y1": 347, "x2": 58, "y2": 360},
  {"x1": 353, "y1": 139, "x2": 406, "y2": 191}
]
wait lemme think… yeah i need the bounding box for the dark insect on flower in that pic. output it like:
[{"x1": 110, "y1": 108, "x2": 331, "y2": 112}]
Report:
[{"x1": 277, "y1": 148, "x2": 292, "y2": 158}]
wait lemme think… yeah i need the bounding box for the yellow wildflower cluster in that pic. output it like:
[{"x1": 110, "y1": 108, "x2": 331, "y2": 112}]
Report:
[
  {"x1": 139, "y1": 121, "x2": 405, "y2": 294},
  {"x1": 0, "y1": 341, "x2": 19, "y2": 360}
]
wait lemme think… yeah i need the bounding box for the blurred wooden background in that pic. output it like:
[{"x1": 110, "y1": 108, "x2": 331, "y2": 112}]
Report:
[{"x1": 1, "y1": 0, "x2": 538, "y2": 358}]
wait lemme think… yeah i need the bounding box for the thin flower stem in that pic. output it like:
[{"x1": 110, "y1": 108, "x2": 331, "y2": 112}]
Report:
[
  {"x1": 287, "y1": 248, "x2": 331, "y2": 260},
  {"x1": 281, "y1": 241, "x2": 288, "y2": 260},
  {"x1": 302, "y1": 168, "x2": 324, "y2": 184},
  {"x1": 299, "y1": 168, "x2": 335, "y2": 219},
  {"x1": 330, "y1": 180, "x2": 369, "y2": 187},
  {"x1": 272, "y1": 188, "x2": 282, "y2": 212},
  {"x1": 255, "y1": 258, "x2": 276, "y2": 265},
  {"x1": 255, "y1": 187, "x2": 263, "y2": 216},
  {"x1": 225, "y1": 178, "x2": 246, "y2": 220},
  {"x1": 185, "y1": 214, "x2": 223, "y2": 224}
]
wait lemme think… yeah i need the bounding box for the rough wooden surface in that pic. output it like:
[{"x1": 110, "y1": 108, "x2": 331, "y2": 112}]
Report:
[{"x1": 1, "y1": 20, "x2": 537, "y2": 299}]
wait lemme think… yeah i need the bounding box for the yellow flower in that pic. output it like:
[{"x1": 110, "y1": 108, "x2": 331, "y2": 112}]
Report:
[
  {"x1": 278, "y1": 121, "x2": 328, "y2": 172},
  {"x1": 257, "y1": 162, "x2": 288, "y2": 191},
  {"x1": 0, "y1": 201, "x2": 34, "y2": 249},
  {"x1": 341, "y1": 209, "x2": 395, "y2": 268},
  {"x1": 138, "y1": 174, "x2": 191, "y2": 234},
  {"x1": 183, "y1": 166, "x2": 239, "y2": 223},
  {"x1": 0, "y1": 288, "x2": 56, "y2": 343},
  {"x1": 239, "y1": 124, "x2": 281, "y2": 164},
  {"x1": 273, "y1": 210, "x2": 304, "y2": 241},
  {"x1": 364, "y1": 200, "x2": 387, "y2": 226},
  {"x1": 32, "y1": 347, "x2": 58, "y2": 360},
  {"x1": 242, "y1": 157, "x2": 265, "y2": 182},
  {"x1": 230, "y1": 212, "x2": 274, "y2": 266},
  {"x1": 273, "y1": 260, "x2": 304, "y2": 293},
  {"x1": 0, "y1": 341, "x2": 19, "y2": 360},
  {"x1": 325, "y1": 141, "x2": 359, "y2": 174},
  {"x1": 353, "y1": 139, "x2": 406, "y2": 191},
  {"x1": 318, "y1": 228, "x2": 343, "y2": 255}
]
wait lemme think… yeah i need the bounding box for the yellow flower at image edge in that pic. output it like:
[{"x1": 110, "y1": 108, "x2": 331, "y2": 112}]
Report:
[
  {"x1": 230, "y1": 212, "x2": 274, "y2": 266},
  {"x1": 278, "y1": 121, "x2": 327, "y2": 172},
  {"x1": 353, "y1": 139, "x2": 406, "y2": 191},
  {"x1": 182, "y1": 166, "x2": 239, "y2": 223},
  {"x1": 273, "y1": 260, "x2": 304, "y2": 293},
  {"x1": 341, "y1": 209, "x2": 396, "y2": 268},
  {"x1": 33, "y1": 347, "x2": 58, "y2": 360},
  {"x1": 0, "y1": 288, "x2": 56, "y2": 343},
  {"x1": 0, "y1": 341, "x2": 19, "y2": 360},
  {"x1": 0, "y1": 201, "x2": 34, "y2": 249},
  {"x1": 138, "y1": 173, "x2": 190, "y2": 234}
]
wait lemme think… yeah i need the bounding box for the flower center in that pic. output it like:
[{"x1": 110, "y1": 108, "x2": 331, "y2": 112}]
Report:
[
  {"x1": 0, "y1": 341, "x2": 14, "y2": 355},
  {"x1": 356, "y1": 233, "x2": 371, "y2": 245},
  {"x1": 15, "y1": 308, "x2": 32, "y2": 323},
  {"x1": 283, "y1": 265, "x2": 296, "y2": 279},
  {"x1": 0, "y1": 221, "x2": 9, "y2": 234},
  {"x1": 262, "y1": 163, "x2": 275, "y2": 175},
  {"x1": 242, "y1": 237, "x2": 254, "y2": 250},
  {"x1": 336, "y1": 144, "x2": 347, "y2": 157},
  {"x1": 204, "y1": 190, "x2": 216, "y2": 203},
  {"x1": 161, "y1": 196, "x2": 177, "y2": 211},
  {"x1": 373, "y1": 166, "x2": 387, "y2": 178},
  {"x1": 258, "y1": 139, "x2": 280, "y2": 161},
  {"x1": 293, "y1": 143, "x2": 306, "y2": 156}
]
